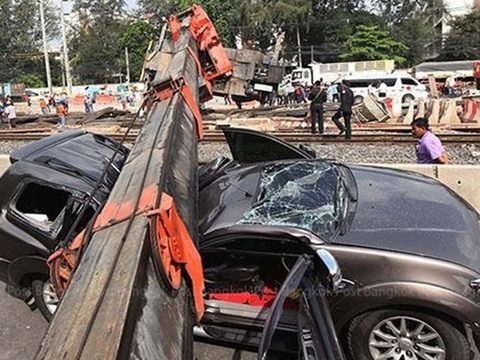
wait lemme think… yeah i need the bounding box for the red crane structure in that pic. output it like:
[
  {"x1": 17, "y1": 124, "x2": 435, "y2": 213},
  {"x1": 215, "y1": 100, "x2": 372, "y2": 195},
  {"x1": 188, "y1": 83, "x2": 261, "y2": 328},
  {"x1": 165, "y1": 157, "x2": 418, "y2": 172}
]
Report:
[{"x1": 36, "y1": 6, "x2": 232, "y2": 359}]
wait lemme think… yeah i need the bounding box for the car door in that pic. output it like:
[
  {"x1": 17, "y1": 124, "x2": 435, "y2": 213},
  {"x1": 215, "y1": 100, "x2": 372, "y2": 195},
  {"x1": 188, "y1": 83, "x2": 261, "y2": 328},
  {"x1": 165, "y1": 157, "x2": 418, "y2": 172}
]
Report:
[
  {"x1": 222, "y1": 127, "x2": 314, "y2": 164},
  {"x1": 258, "y1": 253, "x2": 345, "y2": 360}
]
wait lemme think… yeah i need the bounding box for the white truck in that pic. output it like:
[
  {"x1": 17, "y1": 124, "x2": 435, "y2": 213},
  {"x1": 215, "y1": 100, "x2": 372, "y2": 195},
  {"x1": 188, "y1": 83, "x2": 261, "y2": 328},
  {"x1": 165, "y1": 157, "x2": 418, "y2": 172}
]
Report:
[{"x1": 291, "y1": 60, "x2": 395, "y2": 86}]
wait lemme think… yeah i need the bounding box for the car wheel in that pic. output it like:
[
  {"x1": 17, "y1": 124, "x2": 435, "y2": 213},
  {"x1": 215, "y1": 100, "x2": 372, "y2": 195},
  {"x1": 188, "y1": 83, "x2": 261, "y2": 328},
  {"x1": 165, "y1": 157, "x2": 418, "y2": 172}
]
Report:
[
  {"x1": 354, "y1": 95, "x2": 364, "y2": 105},
  {"x1": 346, "y1": 309, "x2": 469, "y2": 360},
  {"x1": 31, "y1": 279, "x2": 59, "y2": 321},
  {"x1": 402, "y1": 94, "x2": 415, "y2": 104}
]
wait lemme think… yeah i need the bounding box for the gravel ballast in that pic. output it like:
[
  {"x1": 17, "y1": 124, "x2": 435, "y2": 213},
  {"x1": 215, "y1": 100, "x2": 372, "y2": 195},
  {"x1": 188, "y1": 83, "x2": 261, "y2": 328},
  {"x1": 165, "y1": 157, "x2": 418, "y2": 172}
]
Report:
[
  {"x1": 199, "y1": 143, "x2": 480, "y2": 165},
  {"x1": 0, "y1": 141, "x2": 478, "y2": 165}
]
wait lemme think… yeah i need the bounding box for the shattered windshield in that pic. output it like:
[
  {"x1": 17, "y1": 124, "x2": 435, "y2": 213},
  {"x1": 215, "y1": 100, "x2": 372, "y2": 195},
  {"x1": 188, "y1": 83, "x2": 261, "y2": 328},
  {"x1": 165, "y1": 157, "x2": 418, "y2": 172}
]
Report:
[{"x1": 240, "y1": 161, "x2": 346, "y2": 241}]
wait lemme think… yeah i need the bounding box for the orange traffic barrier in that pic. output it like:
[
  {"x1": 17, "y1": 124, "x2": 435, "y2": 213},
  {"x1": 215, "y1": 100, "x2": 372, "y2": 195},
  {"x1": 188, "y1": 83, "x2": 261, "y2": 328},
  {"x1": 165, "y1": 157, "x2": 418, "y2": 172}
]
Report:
[{"x1": 462, "y1": 99, "x2": 480, "y2": 123}]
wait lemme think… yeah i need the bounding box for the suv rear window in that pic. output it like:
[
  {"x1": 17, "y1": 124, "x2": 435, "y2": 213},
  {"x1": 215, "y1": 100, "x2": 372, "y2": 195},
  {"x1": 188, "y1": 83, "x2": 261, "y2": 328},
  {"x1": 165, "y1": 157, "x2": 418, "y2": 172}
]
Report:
[
  {"x1": 401, "y1": 78, "x2": 418, "y2": 85},
  {"x1": 239, "y1": 161, "x2": 344, "y2": 240}
]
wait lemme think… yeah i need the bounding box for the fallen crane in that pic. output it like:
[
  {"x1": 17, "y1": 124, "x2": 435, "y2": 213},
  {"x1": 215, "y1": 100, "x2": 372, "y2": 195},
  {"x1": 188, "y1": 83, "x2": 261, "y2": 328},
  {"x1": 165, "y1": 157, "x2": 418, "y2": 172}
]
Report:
[{"x1": 36, "y1": 5, "x2": 232, "y2": 360}]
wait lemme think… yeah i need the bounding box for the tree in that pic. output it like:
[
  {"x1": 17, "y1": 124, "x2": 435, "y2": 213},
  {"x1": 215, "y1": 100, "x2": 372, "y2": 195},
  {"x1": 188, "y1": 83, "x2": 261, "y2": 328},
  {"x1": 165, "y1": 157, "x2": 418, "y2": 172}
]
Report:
[
  {"x1": 0, "y1": 0, "x2": 59, "y2": 84},
  {"x1": 70, "y1": 0, "x2": 128, "y2": 83},
  {"x1": 138, "y1": 0, "x2": 236, "y2": 46},
  {"x1": 118, "y1": 20, "x2": 154, "y2": 82},
  {"x1": 18, "y1": 74, "x2": 45, "y2": 88},
  {"x1": 340, "y1": 25, "x2": 408, "y2": 65},
  {"x1": 440, "y1": 10, "x2": 480, "y2": 61},
  {"x1": 373, "y1": 0, "x2": 447, "y2": 65}
]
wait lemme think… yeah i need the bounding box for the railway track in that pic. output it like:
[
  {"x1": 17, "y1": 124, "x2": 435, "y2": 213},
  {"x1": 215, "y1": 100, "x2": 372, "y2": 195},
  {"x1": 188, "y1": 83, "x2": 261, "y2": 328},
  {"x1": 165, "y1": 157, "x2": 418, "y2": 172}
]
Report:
[{"x1": 1, "y1": 131, "x2": 480, "y2": 144}]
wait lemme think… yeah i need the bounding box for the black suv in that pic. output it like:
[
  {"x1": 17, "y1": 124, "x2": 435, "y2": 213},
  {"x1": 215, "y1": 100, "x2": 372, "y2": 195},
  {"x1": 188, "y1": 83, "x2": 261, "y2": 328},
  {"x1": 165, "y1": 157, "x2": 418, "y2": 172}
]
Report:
[{"x1": 0, "y1": 131, "x2": 128, "y2": 320}]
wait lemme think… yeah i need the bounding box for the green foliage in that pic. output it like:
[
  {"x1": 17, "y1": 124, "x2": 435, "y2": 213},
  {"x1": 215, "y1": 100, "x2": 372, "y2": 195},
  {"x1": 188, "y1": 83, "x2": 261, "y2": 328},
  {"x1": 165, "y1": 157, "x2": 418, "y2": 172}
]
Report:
[
  {"x1": 137, "y1": 0, "x2": 236, "y2": 46},
  {"x1": 118, "y1": 20, "x2": 154, "y2": 81},
  {"x1": 390, "y1": 16, "x2": 437, "y2": 67},
  {"x1": 175, "y1": 0, "x2": 236, "y2": 45},
  {"x1": 0, "y1": 0, "x2": 59, "y2": 84},
  {"x1": 70, "y1": 0, "x2": 128, "y2": 83},
  {"x1": 18, "y1": 74, "x2": 45, "y2": 88},
  {"x1": 340, "y1": 25, "x2": 408, "y2": 65},
  {"x1": 440, "y1": 10, "x2": 480, "y2": 61}
]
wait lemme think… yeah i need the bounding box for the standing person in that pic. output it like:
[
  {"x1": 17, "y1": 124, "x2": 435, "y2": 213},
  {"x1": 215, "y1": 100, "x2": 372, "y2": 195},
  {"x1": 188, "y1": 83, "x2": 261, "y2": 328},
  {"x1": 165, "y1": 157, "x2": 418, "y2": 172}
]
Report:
[
  {"x1": 285, "y1": 81, "x2": 294, "y2": 106},
  {"x1": 22, "y1": 93, "x2": 31, "y2": 107},
  {"x1": 444, "y1": 75, "x2": 455, "y2": 96},
  {"x1": 120, "y1": 92, "x2": 128, "y2": 110},
  {"x1": 308, "y1": 81, "x2": 327, "y2": 134},
  {"x1": 332, "y1": 80, "x2": 354, "y2": 139},
  {"x1": 223, "y1": 94, "x2": 232, "y2": 105},
  {"x1": 84, "y1": 95, "x2": 93, "y2": 113},
  {"x1": 378, "y1": 80, "x2": 388, "y2": 98},
  {"x1": 368, "y1": 81, "x2": 379, "y2": 98},
  {"x1": 325, "y1": 82, "x2": 333, "y2": 102},
  {"x1": 329, "y1": 82, "x2": 339, "y2": 102},
  {"x1": 294, "y1": 84, "x2": 307, "y2": 103},
  {"x1": 3, "y1": 101, "x2": 17, "y2": 128},
  {"x1": 56, "y1": 101, "x2": 68, "y2": 129},
  {"x1": 39, "y1": 97, "x2": 49, "y2": 115},
  {"x1": 411, "y1": 118, "x2": 448, "y2": 164},
  {"x1": 49, "y1": 94, "x2": 57, "y2": 109},
  {"x1": 283, "y1": 82, "x2": 291, "y2": 105},
  {"x1": 277, "y1": 84, "x2": 285, "y2": 105}
]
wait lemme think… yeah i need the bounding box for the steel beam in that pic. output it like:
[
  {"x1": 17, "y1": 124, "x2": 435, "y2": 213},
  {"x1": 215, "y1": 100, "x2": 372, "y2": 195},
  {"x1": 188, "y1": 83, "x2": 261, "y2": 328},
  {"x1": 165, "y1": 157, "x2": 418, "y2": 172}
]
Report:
[{"x1": 36, "y1": 24, "x2": 201, "y2": 360}]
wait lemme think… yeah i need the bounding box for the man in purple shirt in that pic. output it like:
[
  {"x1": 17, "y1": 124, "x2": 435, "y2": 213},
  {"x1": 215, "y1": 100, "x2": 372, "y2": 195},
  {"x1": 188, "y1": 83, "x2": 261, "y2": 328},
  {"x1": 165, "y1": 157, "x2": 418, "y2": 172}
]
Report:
[{"x1": 411, "y1": 118, "x2": 449, "y2": 164}]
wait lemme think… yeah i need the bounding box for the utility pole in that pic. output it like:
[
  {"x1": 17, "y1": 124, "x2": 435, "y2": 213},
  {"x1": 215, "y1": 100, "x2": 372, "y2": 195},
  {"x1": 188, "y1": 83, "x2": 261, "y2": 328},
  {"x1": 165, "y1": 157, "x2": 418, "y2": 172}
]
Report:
[
  {"x1": 39, "y1": 0, "x2": 52, "y2": 94},
  {"x1": 125, "y1": 47, "x2": 131, "y2": 84},
  {"x1": 60, "y1": 0, "x2": 72, "y2": 94},
  {"x1": 296, "y1": 26, "x2": 303, "y2": 68}
]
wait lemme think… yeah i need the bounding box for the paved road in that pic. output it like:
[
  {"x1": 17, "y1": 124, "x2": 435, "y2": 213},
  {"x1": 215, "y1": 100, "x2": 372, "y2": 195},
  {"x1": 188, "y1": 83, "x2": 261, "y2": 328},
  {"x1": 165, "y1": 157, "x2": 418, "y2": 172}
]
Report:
[{"x1": 0, "y1": 282, "x2": 255, "y2": 360}]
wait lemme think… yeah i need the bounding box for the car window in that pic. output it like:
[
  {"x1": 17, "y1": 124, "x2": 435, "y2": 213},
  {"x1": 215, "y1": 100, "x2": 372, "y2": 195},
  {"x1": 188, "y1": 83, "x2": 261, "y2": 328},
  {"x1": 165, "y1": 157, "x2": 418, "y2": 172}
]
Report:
[
  {"x1": 348, "y1": 80, "x2": 370, "y2": 88},
  {"x1": 13, "y1": 182, "x2": 72, "y2": 237},
  {"x1": 401, "y1": 78, "x2": 418, "y2": 86},
  {"x1": 292, "y1": 71, "x2": 302, "y2": 80},
  {"x1": 381, "y1": 78, "x2": 397, "y2": 86},
  {"x1": 239, "y1": 161, "x2": 342, "y2": 241},
  {"x1": 304, "y1": 70, "x2": 310, "y2": 78}
]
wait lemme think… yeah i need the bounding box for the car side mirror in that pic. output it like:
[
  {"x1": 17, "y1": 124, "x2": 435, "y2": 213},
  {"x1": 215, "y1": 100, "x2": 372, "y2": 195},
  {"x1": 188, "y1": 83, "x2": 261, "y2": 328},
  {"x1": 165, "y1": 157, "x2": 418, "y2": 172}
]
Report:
[{"x1": 315, "y1": 249, "x2": 342, "y2": 291}]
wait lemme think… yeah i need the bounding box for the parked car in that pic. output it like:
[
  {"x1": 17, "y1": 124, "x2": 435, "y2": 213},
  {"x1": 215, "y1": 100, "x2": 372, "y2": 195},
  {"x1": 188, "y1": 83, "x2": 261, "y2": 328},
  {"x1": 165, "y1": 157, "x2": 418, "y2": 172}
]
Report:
[
  {"x1": 195, "y1": 127, "x2": 480, "y2": 360},
  {"x1": 341, "y1": 74, "x2": 429, "y2": 104},
  {"x1": 0, "y1": 131, "x2": 129, "y2": 320}
]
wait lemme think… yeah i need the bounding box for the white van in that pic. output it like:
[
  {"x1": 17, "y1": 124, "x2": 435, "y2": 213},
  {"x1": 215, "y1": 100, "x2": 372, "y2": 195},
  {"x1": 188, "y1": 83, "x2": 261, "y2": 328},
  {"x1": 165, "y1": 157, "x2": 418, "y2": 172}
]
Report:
[{"x1": 342, "y1": 74, "x2": 429, "y2": 104}]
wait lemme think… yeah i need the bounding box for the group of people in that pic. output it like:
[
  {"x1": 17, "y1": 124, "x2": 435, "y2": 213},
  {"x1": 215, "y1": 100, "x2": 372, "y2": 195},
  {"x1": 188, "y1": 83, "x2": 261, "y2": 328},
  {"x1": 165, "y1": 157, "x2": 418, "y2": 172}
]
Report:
[
  {"x1": 309, "y1": 80, "x2": 354, "y2": 140},
  {"x1": 308, "y1": 79, "x2": 448, "y2": 163},
  {"x1": 274, "y1": 82, "x2": 342, "y2": 107}
]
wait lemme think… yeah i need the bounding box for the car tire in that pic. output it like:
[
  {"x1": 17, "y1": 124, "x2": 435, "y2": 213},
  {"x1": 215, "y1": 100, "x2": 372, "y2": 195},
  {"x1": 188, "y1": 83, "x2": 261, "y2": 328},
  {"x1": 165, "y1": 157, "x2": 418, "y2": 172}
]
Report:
[
  {"x1": 402, "y1": 94, "x2": 415, "y2": 104},
  {"x1": 346, "y1": 309, "x2": 469, "y2": 360},
  {"x1": 31, "y1": 279, "x2": 59, "y2": 322}
]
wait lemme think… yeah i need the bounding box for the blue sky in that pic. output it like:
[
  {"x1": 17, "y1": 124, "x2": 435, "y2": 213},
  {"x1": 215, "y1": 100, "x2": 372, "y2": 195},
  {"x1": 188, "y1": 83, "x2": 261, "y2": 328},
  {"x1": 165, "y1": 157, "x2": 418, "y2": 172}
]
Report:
[{"x1": 127, "y1": 0, "x2": 137, "y2": 10}]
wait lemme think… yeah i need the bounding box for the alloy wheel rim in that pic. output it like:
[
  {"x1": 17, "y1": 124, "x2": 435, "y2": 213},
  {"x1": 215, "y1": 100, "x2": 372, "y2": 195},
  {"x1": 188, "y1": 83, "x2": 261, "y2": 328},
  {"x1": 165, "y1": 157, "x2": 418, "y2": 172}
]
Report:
[
  {"x1": 368, "y1": 316, "x2": 446, "y2": 360},
  {"x1": 42, "y1": 281, "x2": 59, "y2": 315}
]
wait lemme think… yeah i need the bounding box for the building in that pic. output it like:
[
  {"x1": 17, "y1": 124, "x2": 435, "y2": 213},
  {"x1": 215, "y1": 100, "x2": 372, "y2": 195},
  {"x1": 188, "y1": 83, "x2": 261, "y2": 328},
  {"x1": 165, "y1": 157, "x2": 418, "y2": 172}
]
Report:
[
  {"x1": 438, "y1": 0, "x2": 477, "y2": 34},
  {"x1": 426, "y1": 0, "x2": 479, "y2": 59}
]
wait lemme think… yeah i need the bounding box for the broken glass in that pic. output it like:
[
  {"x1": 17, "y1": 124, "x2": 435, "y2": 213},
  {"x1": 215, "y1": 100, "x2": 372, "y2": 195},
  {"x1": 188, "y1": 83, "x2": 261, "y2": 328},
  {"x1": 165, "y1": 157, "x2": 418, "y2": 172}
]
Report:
[{"x1": 240, "y1": 161, "x2": 344, "y2": 240}]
